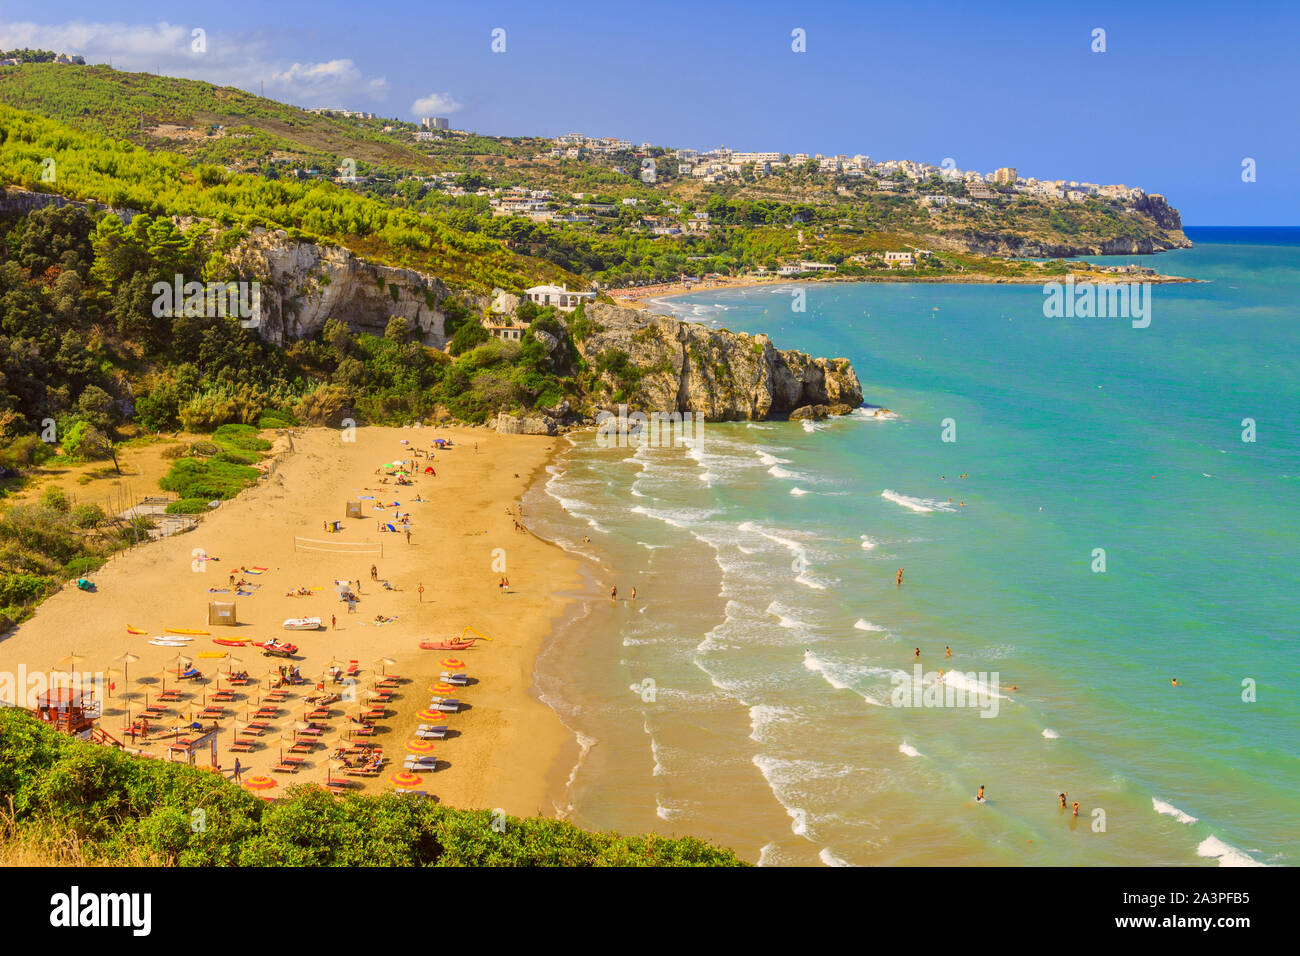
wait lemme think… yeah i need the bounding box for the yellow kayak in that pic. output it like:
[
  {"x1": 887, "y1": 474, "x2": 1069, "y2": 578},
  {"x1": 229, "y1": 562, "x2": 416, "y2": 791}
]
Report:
[
  {"x1": 165, "y1": 627, "x2": 211, "y2": 635},
  {"x1": 198, "y1": 651, "x2": 228, "y2": 659},
  {"x1": 126, "y1": 626, "x2": 146, "y2": 635}
]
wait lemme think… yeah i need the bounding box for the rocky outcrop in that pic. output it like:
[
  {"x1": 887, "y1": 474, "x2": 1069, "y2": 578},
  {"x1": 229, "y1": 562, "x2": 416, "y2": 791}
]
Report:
[
  {"x1": 572, "y1": 303, "x2": 862, "y2": 421},
  {"x1": 222, "y1": 228, "x2": 472, "y2": 347},
  {"x1": 495, "y1": 412, "x2": 558, "y2": 435}
]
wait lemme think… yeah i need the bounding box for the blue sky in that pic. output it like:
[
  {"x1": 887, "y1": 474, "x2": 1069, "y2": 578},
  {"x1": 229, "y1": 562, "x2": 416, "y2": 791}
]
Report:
[{"x1": 3, "y1": 0, "x2": 1297, "y2": 223}]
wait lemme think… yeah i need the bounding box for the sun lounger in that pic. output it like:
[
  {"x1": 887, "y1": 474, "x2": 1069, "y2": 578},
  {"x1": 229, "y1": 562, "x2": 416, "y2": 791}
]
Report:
[
  {"x1": 427, "y1": 698, "x2": 460, "y2": 712},
  {"x1": 230, "y1": 741, "x2": 255, "y2": 753},
  {"x1": 211, "y1": 690, "x2": 236, "y2": 702},
  {"x1": 350, "y1": 725, "x2": 375, "y2": 737},
  {"x1": 307, "y1": 707, "x2": 331, "y2": 720},
  {"x1": 226, "y1": 678, "x2": 249, "y2": 687},
  {"x1": 343, "y1": 766, "x2": 381, "y2": 777},
  {"x1": 416, "y1": 725, "x2": 449, "y2": 739},
  {"x1": 402, "y1": 757, "x2": 438, "y2": 772},
  {"x1": 271, "y1": 762, "x2": 298, "y2": 774},
  {"x1": 157, "y1": 690, "x2": 182, "y2": 702},
  {"x1": 243, "y1": 722, "x2": 270, "y2": 735},
  {"x1": 376, "y1": 676, "x2": 399, "y2": 688},
  {"x1": 289, "y1": 741, "x2": 315, "y2": 754},
  {"x1": 199, "y1": 708, "x2": 224, "y2": 720}
]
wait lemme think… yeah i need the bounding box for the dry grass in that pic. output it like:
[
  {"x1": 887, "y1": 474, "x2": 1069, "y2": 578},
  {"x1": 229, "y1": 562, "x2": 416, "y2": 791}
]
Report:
[{"x1": 0, "y1": 800, "x2": 167, "y2": 868}]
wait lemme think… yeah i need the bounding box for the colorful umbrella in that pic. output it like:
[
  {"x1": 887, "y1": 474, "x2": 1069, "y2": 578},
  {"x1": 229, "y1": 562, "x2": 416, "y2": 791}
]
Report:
[
  {"x1": 243, "y1": 775, "x2": 277, "y2": 790},
  {"x1": 389, "y1": 771, "x2": 422, "y2": 789},
  {"x1": 405, "y1": 739, "x2": 437, "y2": 754},
  {"x1": 440, "y1": 658, "x2": 466, "y2": 670},
  {"x1": 428, "y1": 682, "x2": 457, "y2": 694},
  {"x1": 415, "y1": 708, "x2": 452, "y2": 721}
]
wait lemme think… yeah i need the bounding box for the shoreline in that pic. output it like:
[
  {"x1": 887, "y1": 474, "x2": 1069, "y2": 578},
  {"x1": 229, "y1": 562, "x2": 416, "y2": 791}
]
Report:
[
  {"x1": 610, "y1": 269, "x2": 1199, "y2": 309},
  {"x1": 0, "y1": 424, "x2": 582, "y2": 816}
]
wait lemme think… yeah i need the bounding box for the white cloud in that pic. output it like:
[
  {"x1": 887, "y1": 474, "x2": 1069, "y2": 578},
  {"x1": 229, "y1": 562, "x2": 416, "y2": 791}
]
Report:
[
  {"x1": 0, "y1": 19, "x2": 390, "y2": 107},
  {"x1": 410, "y1": 92, "x2": 463, "y2": 117}
]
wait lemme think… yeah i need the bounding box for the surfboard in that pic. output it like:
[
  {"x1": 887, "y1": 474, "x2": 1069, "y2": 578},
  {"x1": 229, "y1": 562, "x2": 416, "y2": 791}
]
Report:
[
  {"x1": 149, "y1": 639, "x2": 189, "y2": 647},
  {"x1": 126, "y1": 626, "x2": 146, "y2": 635},
  {"x1": 165, "y1": 627, "x2": 210, "y2": 635}
]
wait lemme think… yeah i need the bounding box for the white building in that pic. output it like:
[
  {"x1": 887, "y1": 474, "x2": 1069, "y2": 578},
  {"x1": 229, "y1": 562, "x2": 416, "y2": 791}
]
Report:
[{"x1": 525, "y1": 285, "x2": 597, "y2": 312}]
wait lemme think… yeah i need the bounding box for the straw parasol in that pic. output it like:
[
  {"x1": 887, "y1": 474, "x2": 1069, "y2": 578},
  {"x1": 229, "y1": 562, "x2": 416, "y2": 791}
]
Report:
[{"x1": 373, "y1": 657, "x2": 396, "y2": 676}]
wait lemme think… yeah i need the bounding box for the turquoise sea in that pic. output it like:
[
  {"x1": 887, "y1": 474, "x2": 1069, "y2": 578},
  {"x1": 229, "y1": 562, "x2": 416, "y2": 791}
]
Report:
[{"x1": 524, "y1": 230, "x2": 1300, "y2": 866}]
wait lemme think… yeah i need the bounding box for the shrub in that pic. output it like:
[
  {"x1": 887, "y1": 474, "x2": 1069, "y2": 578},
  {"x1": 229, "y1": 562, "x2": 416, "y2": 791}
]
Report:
[
  {"x1": 70, "y1": 503, "x2": 105, "y2": 528},
  {"x1": 165, "y1": 498, "x2": 210, "y2": 514},
  {"x1": 41, "y1": 486, "x2": 70, "y2": 513},
  {"x1": 159, "y1": 457, "x2": 259, "y2": 500}
]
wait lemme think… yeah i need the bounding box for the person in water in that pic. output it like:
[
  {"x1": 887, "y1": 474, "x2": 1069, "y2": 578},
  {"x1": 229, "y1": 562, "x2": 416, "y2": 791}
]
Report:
[
  {"x1": 1072, "y1": 802, "x2": 1080, "y2": 817},
  {"x1": 914, "y1": 647, "x2": 921, "y2": 658},
  {"x1": 896, "y1": 568, "x2": 904, "y2": 586},
  {"x1": 610, "y1": 585, "x2": 618, "y2": 601},
  {"x1": 945, "y1": 646, "x2": 951, "y2": 658},
  {"x1": 976, "y1": 785, "x2": 985, "y2": 803},
  {"x1": 1059, "y1": 793, "x2": 1068, "y2": 809},
  {"x1": 1171, "y1": 678, "x2": 1181, "y2": 687}
]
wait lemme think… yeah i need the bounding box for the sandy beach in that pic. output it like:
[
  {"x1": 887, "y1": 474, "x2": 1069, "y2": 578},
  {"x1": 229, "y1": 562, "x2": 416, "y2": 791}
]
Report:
[{"x1": 0, "y1": 424, "x2": 581, "y2": 815}]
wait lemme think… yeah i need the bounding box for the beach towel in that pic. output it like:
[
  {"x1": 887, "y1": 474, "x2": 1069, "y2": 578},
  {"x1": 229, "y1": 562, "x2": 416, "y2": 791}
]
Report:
[
  {"x1": 385, "y1": 523, "x2": 397, "y2": 532},
  {"x1": 207, "y1": 588, "x2": 230, "y2": 593},
  {"x1": 236, "y1": 590, "x2": 253, "y2": 597},
  {"x1": 248, "y1": 567, "x2": 268, "y2": 574}
]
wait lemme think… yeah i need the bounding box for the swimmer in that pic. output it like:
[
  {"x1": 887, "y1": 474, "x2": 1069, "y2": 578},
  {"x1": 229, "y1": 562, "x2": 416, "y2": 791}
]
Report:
[
  {"x1": 1059, "y1": 792, "x2": 1068, "y2": 809},
  {"x1": 976, "y1": 785, "x2": 985, "y2": 803},
  {"x1": 1072, "y1": 802, "x2": 1080, "y2": 817},
  {"x1": 945, "y1": 646, "x2": 951, "y2": 658},
  {"x1": 1171, "y1": 678, "x2": 1180, "y2": 687},
  {"x1": 896, "y1": 568, "x2": 904, "y2": 587},
  {"x1": 631, "y1": 586, "x2": 637, "y2": 600},
  {"x1": 610, "y1": 585, "x2": 618, "y2": 601},
  {"x1": 914, "y1": 647, "x2": 921, "y2": 659}
]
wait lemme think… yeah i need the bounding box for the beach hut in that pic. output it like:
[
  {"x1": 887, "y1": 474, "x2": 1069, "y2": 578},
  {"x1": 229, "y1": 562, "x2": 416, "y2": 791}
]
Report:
[
  {"x1": 33, "y1": 686, "x2": 98, "y2": 736},
  {"x1": 207, "y1": 600, "x2": 238, "y2": 627},
  {"x1": 346, "y1": 500, "x2": 364, "y2": 518}
]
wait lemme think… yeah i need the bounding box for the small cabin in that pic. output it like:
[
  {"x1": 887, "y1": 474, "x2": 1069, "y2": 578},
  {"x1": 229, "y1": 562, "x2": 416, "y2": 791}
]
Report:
[{"x1": 34, "y1": 686, "x2": 98, "y2": 735}]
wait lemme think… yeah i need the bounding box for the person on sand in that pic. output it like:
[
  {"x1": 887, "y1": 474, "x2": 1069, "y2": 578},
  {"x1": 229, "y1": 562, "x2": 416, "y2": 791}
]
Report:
[
  {"x1": 233, "y1": 758, "x2": 242, "y2": 783},
  {"x1": 417, "y1": 583, "x2": 424, "y2": 602},
  {"x1": 331, "y1": 614, "x2": 336, "y2": 629},
  {"x1": 405, "y1": 529, "x2": 411, "y2": 544},
  {"x1": 370, "y1": 565, "x2": 378, "y2": 581}
]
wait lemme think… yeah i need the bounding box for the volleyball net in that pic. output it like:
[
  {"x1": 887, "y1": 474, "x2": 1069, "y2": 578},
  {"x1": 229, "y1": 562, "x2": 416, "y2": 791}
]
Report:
[{"x1": 293, "y1": 537, "x2": 383, "y2": 556}]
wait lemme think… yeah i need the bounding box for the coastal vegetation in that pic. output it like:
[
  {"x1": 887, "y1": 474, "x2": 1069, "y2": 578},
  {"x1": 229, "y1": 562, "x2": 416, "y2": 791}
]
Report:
[{"x1": 0, "y1": 708, "x2": 745, "y2": 866}]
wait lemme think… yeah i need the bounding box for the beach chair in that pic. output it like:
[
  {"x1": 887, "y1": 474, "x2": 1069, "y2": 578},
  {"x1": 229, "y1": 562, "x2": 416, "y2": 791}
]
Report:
[
  {"x1": 157, "y1": 689, "x2": 183, "y2": 702},
  {"x1": 307, "y1": 706, "x2": 331, "y2": 721},
  {"x1": 289, "y1": 740, "x2": 315, "y2": 754},
  {"x1": 243, "y1": 721, "x2": 271, "y2": 735},
  {"x1": 230, "y1": 739, "x2": 255, "y2": 753},
  {"x1": 428, "y1": 698, "x2": 461, "y2": 712},
  {"x1": 415, "y1": 725, "x2": 449, "y2": 739},
  {"x1": 199, "y1": 707, "x2": 224, "y2": 721},
  {"x1": 325, "y1": 781, "x2": 352, "y2": 796},
  {"x1": 376, "y1": 676, "x2": 399, "y2": 689},
  {"x1": 351, "y1": 724, "x2": 375, "y2": 737},
  {"x1": 211, "y1": 689, "x2": 236, "y2": 702},
  {"x1": 271, "y1": 762, "x2": 298, "y2": 774},
  {"x1": 226, "y1": 677, "x2": 250, "y2": 687},
  {"x1": 346, "y1": 661, "x2": 360, "y2": 677},
  {"x1": 402, "y1": 757, "x2": 438, "y2": 772}
]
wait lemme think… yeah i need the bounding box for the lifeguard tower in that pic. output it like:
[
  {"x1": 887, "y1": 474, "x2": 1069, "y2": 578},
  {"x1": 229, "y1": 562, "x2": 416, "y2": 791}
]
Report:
[{"x1": 34, "y1": 686, "x2": 99, "y2": 737}]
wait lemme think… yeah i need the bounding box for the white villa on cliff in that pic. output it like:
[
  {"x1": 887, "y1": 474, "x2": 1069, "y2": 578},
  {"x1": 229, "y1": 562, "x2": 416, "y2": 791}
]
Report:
[{"x1": 525, "y1": 284, "x2": 596, "y2": 312}]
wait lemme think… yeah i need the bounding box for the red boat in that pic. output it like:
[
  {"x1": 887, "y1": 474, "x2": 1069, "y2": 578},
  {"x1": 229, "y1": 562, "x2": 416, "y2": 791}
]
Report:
[
  {"x1": 253, "y1": 639, "x2": 299, "y2": 658},
  {"x1": 418, "y1": 638, "x2": 477, "y2": 651}
]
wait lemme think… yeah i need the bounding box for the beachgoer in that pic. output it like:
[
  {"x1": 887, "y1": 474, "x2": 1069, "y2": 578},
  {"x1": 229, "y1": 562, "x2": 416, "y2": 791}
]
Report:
[
  {"x1": 233, "y1": 758, "x2": 243, "y2": 782},
  {"x1": 370, "y1": 565, "x2": 378, "y2": 580},
  {"x1": 896, "y1": 568, "x2": 904, "y2": 587},
  {"x1": 1072, "y1": 802, "x2": 1080, "y2": 817},
  {"x1": 418, "y1": 583, "x2": 424, "y2": 602},
  {"x1": 1171, "y1": 678, "x2": 1180, "y2": 687},
  {"x1": 610, "y1": 585, "x2": 618, "y2": 601},
  {"x1": 1059, "y1": 793, "x2": 1068, "y2": 809},
  {"x1": 945, "y1": 646, "x2": 951, "y2": 658},
  {"x1": 331, "y1": 614, "x2": 337, "y2": 629},
  {"x1": 976, "y1": 785, "x2": 985, "y2": 803},
  {"x1": 631, "y1": 587, "x2": 637, "y2": 600},
  {"x1": 405, "y1": 529, "x2": 411, "y2": 544},
  {"x1": 914, "y1": 647, "x2": 921, "y2": 658}
]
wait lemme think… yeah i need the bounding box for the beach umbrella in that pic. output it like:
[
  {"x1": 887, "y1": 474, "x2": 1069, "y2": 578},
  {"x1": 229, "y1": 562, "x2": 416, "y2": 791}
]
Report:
[
  {"x1": 243, "y1": 775, "x2": 277, "y2": 791},
  {"x1": 405, "y1": 739, "x2": 436, "y2": 754},
  {"x1": 389, "y1": 771, "x2": 421, "y2": 790},
  {"x1": 441, "y1": 657, "x2": 466, "y2": 670},
  {"x1": 373, "y1": 657, "x2": 396, "y2": 675},
  {"x1": 111, "y1": 652, "x2": 141, "y2": 700},
  {"x1": 415, "y1": 708, "x2": 450, "y2": 722},
  {"x1": 362, "y1": 688, "x2": 389, "y2": 701},
  {"x1": 428, "y1": 681, "x2": 457, "y2": 694}
]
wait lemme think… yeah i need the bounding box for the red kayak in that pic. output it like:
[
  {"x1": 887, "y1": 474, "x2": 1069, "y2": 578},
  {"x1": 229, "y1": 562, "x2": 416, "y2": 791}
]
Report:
[
  {"x1": 213, "y1": 639, "x2": 248, "y2": 647},
  {"x1": 419, "y1": 639, "x2": 477, "y2": 651}
]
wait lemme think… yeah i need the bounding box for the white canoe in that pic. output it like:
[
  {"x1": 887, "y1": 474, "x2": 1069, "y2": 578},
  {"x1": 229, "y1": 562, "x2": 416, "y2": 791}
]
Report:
[{"x1": 282, "y1": 617, "x2": 322, "y2": 630}]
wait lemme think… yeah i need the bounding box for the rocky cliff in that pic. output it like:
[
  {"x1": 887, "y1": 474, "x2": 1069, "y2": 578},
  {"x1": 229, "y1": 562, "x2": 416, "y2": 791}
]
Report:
[
  {"x1": 571, "y1": 303, "x2": 862, "y2": 421},
  {"x1": 223, "y1": 228, "x2": 464, "y2": 347}
]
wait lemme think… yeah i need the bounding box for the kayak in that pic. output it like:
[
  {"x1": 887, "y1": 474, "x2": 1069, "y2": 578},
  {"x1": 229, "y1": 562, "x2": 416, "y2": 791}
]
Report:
[
  {"x1": 165, "y1": 627, "x2": 210, "y2": 635},
  {"x1": 198, "y1": 651, "x2": 228, "y2": 659},
  {"x1": 149, "y1": 639, "x2": 189, "y2": 647},
  {"x1": 126, "y1": 626, "x2": 146, "y2": 635},
  {"x1": 212, "y1": 639, "x2": 248, "y2": 647},
  {"x1": 419, "y1": 639, "x2": 476, "y2": 651}
]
